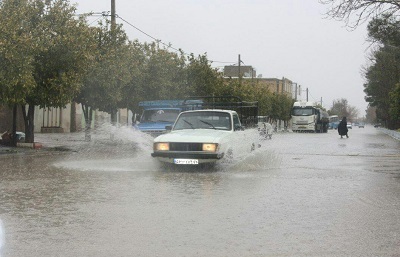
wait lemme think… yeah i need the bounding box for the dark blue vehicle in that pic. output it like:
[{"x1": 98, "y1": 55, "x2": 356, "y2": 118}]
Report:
[
  {"x1": 134, "y1": 99, "x2": 203, "y2": 136},
  {"x1": 134, "y1": 100, "x2": 184, "y2": 136}
]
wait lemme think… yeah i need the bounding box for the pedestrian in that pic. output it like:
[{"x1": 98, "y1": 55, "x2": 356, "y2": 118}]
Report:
[{"x1": 338, "y1": 117, "x2": 349, "y2": 138}]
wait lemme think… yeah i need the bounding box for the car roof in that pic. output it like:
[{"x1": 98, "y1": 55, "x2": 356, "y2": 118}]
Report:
[
  {"x1": 180, "y1": 109, "x2": 237, "y2": 114},
  {"x1": 144, "y1": 107, "x2": 181, "y2": 110}
]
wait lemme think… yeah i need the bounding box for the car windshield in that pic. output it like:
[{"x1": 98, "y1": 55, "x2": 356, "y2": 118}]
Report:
[
  {"x1": 141, "y1": 109, "x2": 180, "y2": 123},
  {"x1": 173, "y1": 111, "x2": 231, "y2": 131},
  {"x1": 292, "y1": 107, "x2": 314, "y2": 116}
]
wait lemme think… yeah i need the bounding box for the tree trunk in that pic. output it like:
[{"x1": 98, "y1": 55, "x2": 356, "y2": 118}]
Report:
[
  {"x1": 11, "y1": 104, "x2": 17, "y2": 147},
  {"x1": 70, "y1": 102, "x2": 76, "y2": 132},
  {"x1": 110, "y1": 109, "x2": 118, "y2": 141},
  {"x1": 82, "y1": 104, "x2": 92, "y2": 142},
  {"x1": 22, "y1": 104, "x2": 35, "y2": 143}
]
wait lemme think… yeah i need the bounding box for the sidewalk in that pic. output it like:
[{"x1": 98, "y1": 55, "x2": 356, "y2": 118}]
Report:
[
  {"x1": 0, "y1": 132, "x2": 101, "y2": 154},
  {"x1": 378, "y1": 128, "x2": 400, "y2": 140}
]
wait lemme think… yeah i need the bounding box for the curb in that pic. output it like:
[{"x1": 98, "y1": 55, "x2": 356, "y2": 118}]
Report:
[
  {"x1": 16, "y1": 142, "x2": 43, "y2": 149},
  {"x1": 378, "y1": 128, "x2": 400, "y2": 141}
]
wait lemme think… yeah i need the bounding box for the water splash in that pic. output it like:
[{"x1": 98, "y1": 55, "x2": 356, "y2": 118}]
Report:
[
  {"x1": 53, "y1": 124, "x2": 279, "y2": 172},
  {"x1": 53, "y1": 124, "x2": 155, "y2": 171}
]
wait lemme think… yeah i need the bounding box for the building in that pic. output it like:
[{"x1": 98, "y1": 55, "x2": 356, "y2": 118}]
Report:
[
  {"x1": 224, "y1": 65, "x2": 256, "y2": 78},
  {"x1": 0, "y1": 103, "x2": 131, "y2": 134},
  {"x1": 248, "y1": 77, "x2": 293, "y2": 97}
]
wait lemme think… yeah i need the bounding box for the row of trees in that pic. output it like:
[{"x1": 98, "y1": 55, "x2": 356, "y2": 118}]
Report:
[
  {"x1": 364, "y1": 14, "x2": 400, "y2": 128},
  {"x1": 0, "y1": 0, "x2": 293, "y2": 144},
  {"x1": 321, "y1": 0, "x2": 400, "y2": 129}
]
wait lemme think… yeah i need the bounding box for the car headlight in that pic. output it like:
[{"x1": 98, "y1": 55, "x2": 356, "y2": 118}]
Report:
[
  {"x1": 202, "y1": 143, "x2": 218, "y2": 152},
  {"x1": 154, "y1": 142, "x2": 169, "y2": 151}
]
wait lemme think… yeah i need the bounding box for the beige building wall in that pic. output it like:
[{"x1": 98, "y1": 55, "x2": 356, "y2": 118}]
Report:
[
  {"x1": 240, "y1": 77, "x2": 293, "y2": 97},
  {"x1": 33, "y1": 103, "x2": 131, "y2": 133},
  {"x1": 34, "y1": 104, "x2": 72, "y2": 133}
]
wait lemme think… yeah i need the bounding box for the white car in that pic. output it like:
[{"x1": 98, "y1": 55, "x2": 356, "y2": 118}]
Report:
[
  {"x1": 151, "y1": 109, "x2": 259, "y2": 165},
  {"x1": 347, "y1": 122, "x2": 352, "y2": 129}
]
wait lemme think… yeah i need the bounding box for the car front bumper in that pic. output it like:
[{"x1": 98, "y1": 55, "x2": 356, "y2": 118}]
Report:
[{"x1": 151, "y1": 151, "x2": 224, "y2": 164}]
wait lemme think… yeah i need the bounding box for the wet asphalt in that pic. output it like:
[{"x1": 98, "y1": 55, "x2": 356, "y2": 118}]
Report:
[{"x1": 0, "y1": 126, "x2": 399, "y2": 257}]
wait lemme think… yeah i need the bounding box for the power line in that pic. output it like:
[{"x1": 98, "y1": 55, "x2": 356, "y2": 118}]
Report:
[
  {"x1": 117, "y1": 15, "x2": 175, "y2": 51},
  {"x1": 79, "y1": 11, "x2": 237, "y2": 65},
  {"x1": 117, "y1": 14, "x2": 238, "y2": 65},
  {"x1": 307, "y1": 89, "x2": 319, "y2": 104}
]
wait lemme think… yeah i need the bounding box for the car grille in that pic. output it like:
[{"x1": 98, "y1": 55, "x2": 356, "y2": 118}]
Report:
[{"x1": 170, "y1": 143, "x2": 203, "y2": 151}]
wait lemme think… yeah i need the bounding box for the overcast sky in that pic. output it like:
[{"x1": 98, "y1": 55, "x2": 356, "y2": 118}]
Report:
[{"x1": 74, "y1": 0, "x2": 370, "y2": 116}]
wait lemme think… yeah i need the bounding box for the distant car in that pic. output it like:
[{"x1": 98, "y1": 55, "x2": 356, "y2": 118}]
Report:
[
  {"x1": 358, "y1": 123, "x2": 365, "y2": 128},
  {"x1": 347, "y1": 122, "x2": 352, "y2": 129},
  {"x1": 374, "y1": 123, "x2": 381, "y2": 128}
]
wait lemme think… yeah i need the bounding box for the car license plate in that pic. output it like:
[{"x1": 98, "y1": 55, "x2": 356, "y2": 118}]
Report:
[{"x1": 174, "y1": 159, "x2": 199, "y2": 165}]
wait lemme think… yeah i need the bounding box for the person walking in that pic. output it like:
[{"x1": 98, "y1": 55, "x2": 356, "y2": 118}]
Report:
[{"x1": 338, "y1": 117, "x2": 349, "y2": 138}]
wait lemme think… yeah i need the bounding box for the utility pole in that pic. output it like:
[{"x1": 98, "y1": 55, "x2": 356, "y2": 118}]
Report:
[
  {"x1": 293, "y1": 82, "x2": 298, "y2": 101},
  {"x1": 238, "y1": 54, "x2": 241, "y2": 86},
  {"x1": 306, "y1": 88, "x2": 309, "y2": 102},
  {"x1": 110, "y1": 0, "x2": 117, "y2": 139},
  {"x1": 111, "y1": 0, "x2": 116, "y2": 31}
]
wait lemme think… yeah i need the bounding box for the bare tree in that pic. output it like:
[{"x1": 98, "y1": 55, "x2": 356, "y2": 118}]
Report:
[
  {"x1": 320, "y1": 0, "x2": 400, "y2": 28},
  {"x1": 330, "y1": 98, "x2": 359, "y2": 120}
]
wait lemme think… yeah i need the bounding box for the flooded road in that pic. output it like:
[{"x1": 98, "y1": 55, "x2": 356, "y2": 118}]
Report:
[{"x1": 1, "y1": 127, "x2": 399, "y2": 256}]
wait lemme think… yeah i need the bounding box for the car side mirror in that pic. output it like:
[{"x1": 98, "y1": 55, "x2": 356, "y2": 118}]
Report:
[
  {"x1": 165, "y1": 125, "x2": 172, "y2": 131},
  {"x1": 234, "y1": 125, "x2": 244, "y2": 131}
]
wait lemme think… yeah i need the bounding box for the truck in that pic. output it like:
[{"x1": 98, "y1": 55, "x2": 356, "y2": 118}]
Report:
[
  {"x1": 291, "y1": 101, "x2": 329, "y2": 133},
  {"x1": 134, "y1": 99, "x2": 203, "y2": 136},
  {"x1": 134, "y1": 100, "x2": 185, "y2": 136}
]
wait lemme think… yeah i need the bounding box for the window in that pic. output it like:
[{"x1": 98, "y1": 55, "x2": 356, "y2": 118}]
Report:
[
  {"x1": 233, "y1": 114, "x2": 241, "y2": 130},
  {"x1": 141, "y1": 109, "x2": 180, "y2": 123},
  {"x1": 292, "y1": 107, "x2": 314, "y2": 116},
  {"x1": 174, "y1": 111, "x2": 232, "y2": 131}
]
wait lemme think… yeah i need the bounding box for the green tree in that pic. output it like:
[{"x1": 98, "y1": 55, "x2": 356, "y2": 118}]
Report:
[
  {"x1": 389, "y1": 83, "x2": 400, "y2": 128},
  {"x1": 0, "y1": 0, "x2": 94, "y2": 143},
  {"x1": 363, "y1": 15, "x2": 400, "y2": 129},
  {"x1": 75, "y1": 20, "x2": 133, "y2": 140},
  {"x1": 367, "y1": 14, "x2": 400, "y2": 47},
  {"x1": 120, "y1": 40, "x2": 147, "y2": 119},
  {"x1": 269, "y1": 93, "x2": 293, "y2": 129},
  {"x1": 136, "y1": 42, "x2": 187, "y2": 102},
  {"x1": 363, "y1": 46, "x2": 400, "y2": 127},
  {"x1": 186, "y1": 53, "x2": 224, "y2": 97}
]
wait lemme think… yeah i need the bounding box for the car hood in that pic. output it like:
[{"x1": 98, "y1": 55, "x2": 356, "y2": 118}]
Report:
[
  {"x1": 154, "y1": 129, "x2": 231, "y2": 143},
  {"x1": 136, "y1": 122, "x2": 172, "y2": 131}
]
